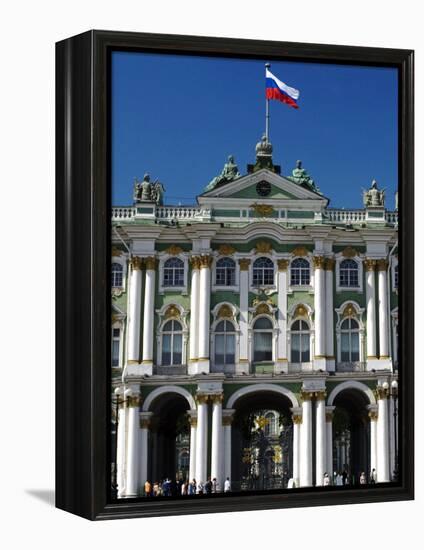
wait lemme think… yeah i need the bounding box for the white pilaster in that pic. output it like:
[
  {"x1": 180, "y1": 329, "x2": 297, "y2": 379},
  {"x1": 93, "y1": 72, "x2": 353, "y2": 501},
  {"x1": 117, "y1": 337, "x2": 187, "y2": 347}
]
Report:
[
  {"x1": 326, "y1": 406, "x2": 335, "y2": 480},
  {"x1": 124, "y1": 390, "x2": 141, "y2": 497},
  {"x1": 377, "y1": 259, "x2": 389, "y2": 360},
  {"x1": 126, "y1": 257, "x2": 143, "y2": 363},
  {"x1": 139, "y1": 412, "x2": 153, "y2": 486},
  {"x1": 223, "y1": 409, "x2": 235, "y2": 484},
  {"x1": 324, "y1": 259, "x2": 335, "y2": 371},
  {"x1": 299, "y1": 393, "x2": 313, "y2": 487},
  {"x1": 195, "y1": 395, "x2": 209, "y2": 485},
  {"x1": 365, "y1": 260, "x2": 378, "y2": 366},
  {"x1": 315, "y1": 392, "x2": 327, "y2": 486},
  {"x1": 141, "y1": 256, "x2": 156, "y2": 373},
  {"x1": 313, "y1": 256, "x2": 326, "y2": 369},
  {"x1": 211, "y1": 394, "x2": 224, "y2": 488},
  {"x1": 368, "y1": 405, "x2": 378, "y2": 480},
  {"x1": 276, "y1": 259, "x2": 289, "y2": 373},
  {"x1": 188, "y1": 257, "x2": 200, "y2": 374},
  {"x1": 376, "y1": 386, "x2": 390, "y2": 482},
  {"x1": 291, "y1": 407, "x2": 302, "y2": 487},
  {"x1": 238, "y1": 259, "x2": 250, "y2": 374},
  {"x1": 114, "y1": 387, "x2": 127, "y2": 497},
  {"x1": 197, "y1": 255, "x2": 212, "y2": 373},
  {"x1": 188, "y1": 410, "x2": 197, "y2": 482}
]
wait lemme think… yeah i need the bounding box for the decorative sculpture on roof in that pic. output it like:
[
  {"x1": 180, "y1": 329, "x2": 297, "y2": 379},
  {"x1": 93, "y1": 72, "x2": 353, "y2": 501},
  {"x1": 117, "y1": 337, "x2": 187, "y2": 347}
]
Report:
[
  {"x1": 287, "y1": 160, "x2": 321, "y2": 194},
  {"x1": 203, "y1": 155, "x2": 241, "y2": 192},
  {"x1": 363, "y1": 179, "x2": 385, "y2": 208},
  {"x1": 133, "y1": 173, "x2": 165, "y2": 205}
]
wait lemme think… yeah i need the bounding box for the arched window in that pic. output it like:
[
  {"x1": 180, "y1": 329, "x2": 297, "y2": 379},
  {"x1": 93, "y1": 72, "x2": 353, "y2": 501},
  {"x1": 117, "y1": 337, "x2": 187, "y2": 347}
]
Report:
[
  {"x1": 215, "y1": 257, "x2": 236, "y2": 286},
  {"x1": 339, "y1": 259, "x2": 359, "y2": 287},
  {"x1": 290, "y1": 258, "x2": 310, "y2": 286},
  {"x1": 253, "y1": 317, "x2": 273, "y2": 361},
  {"x1": 264, "y1": 412, "x2": 277, "y2": 436},
  {"x1": 161, "y1": 320, "x2": 183, "y2": 365},
  {"x1": 112, "y1": 327, "x2": 121, "y2": 367},
  {"x1": 253, "y1": 257, "x2": 274, "y2": 286},
  {"x1": 291, "y1": 320, "x2": 310, "y2": 363},
  {"x1": 214, "y1": 320, "x2": 236, "y2": 365},
  {"x1": 163, "y1": 257, "x2": 184, "y2": 287},
  {"x1": 340, "y1": 318, "x2": 360, "y2": 362},
  {"x1": 111, "y1": 262, "x2": 123, "y2": 288},
  {"x1": 394, "y1": 264, "x2": 399, "y2": 289}
]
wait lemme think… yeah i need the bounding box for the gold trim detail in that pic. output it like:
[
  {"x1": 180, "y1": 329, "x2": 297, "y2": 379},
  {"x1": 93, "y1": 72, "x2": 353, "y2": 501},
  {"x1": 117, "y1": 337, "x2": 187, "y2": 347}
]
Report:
[
  {"x1": 313, "y1": 255, "x2": 325, "y2": 269},
  {"x1": 367, "y1": 355, "x2": 378, "y2": 360},
  {"x1": 222, "y1": 415, "x2": 234, "y2": 426},
  {"x1": 238, "y1": 258, "x2": 251, "y2": 271},
  {"x1": 217, "y1": 244, "x2": 236, "y2": 256},
  {"x1": 165, "y1": 305, "x2": 181, "y2": 319},
  {"x1": 126, "y1": 359, "x2": 139, "y2": 365},
  {"x1": 300, "y1": 390, "x2": 314, "y2": 401},
  {"x1": 255, "y1": 240, "x2": 273, "y2": 254},
  {"x1": 377, "y1": 258, "x2": 389, "y2": 271},
  {"x1": 342, "y1": 302, "x2": 357, "y2": 318},
  {"x1": 199, "y1": 255, "x2": 213, "y2": 269},
  {"x1": 255, "y1": 303, "x2": 270, "y2": 315},
  {"x1": 127, "y1": 395, "x2": 142, "y2": 408},
  {"x1": 217, "y1": 304, "x2": 233, "y2": 319},
  {"x1": 140, "y1": 418, "x2": 151, "y2": 429},
  {"x1": 190, "y1": 256, "x2": 201, "y2": 270},
  {"x1": 293, "y1": 304, "x2": 308, "y2": 318},
  {"x1": 145, "y1": 256, "x2": 157, "y2": 270},
  {"x1": 130, "y1": 256, "x2": 143, "y2": 270},
  {"x1": 292, "y1": 414, "x2": 302, "y2": 424},
  {"x1": 375, "y1": 386, "x2": 389, "y2": 400},
  {"x1": 315, "y1": 390, "x2": 327, "y2": 401},
  {"x1": 165, "y1": 244, "x2": 183, "y2": 256},
  {"x1": 342, "y1": 246, "x2": 357, "y2": 258},
  {"x1": 251, "y1": 203, "x2": 275, "y2": 217},
  {"x1": 196, "y1": 394, "x2": 210, "y2": 405},
  {"x1": 324, "y1": 258, "x2": 335, "y2": 271},
  {"x1": 379, "y1": 355, "x2": 390, "y2": 359},
  {"x1": 277, "y1": 358, "x2": 288, "y2": 362},
  {"x1": 364, "y1": 259, "x2": 377, "y2": 272},
  {"x1": 210, "y1": 393, "x2": 224, "y2": 405},
  {"x1": 325, "y1": 412, "x2": 334, "y2": 422},
  {"x1": 112, "y1": 246, "x2": 123, "y2": 257},
  {"x1": 292, "y1": 246, "x2": 309, "y2": 257},
  {"x1": 368, "y1": 411, "x2": 378, "y2": 421},
  {"x1": 277, "y1": 259, "x2": 289, "y2": 271},
  {"x1": 188, "y1": 417, "x2": 197, "y2": 427},
  {"x1": 239, "y1": 359, "x2": 249, "y2": 363}
]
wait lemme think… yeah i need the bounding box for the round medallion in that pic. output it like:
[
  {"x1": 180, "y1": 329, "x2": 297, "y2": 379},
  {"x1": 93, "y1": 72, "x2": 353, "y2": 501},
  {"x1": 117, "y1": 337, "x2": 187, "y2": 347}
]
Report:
[{"x1": 256, "y1": 180, "x2": 271, "y2": 197}]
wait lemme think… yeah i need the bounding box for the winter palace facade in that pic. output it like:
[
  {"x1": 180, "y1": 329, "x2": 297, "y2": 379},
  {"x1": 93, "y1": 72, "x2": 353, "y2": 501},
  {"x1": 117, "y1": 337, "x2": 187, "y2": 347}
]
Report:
[{"x1": 111, "y1": 137, "x2": 399, "y2": 498}]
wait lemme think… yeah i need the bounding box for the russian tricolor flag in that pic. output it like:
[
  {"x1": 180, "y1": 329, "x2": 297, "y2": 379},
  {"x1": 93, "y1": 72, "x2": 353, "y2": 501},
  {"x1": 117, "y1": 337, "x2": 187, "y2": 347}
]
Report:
[{"x1": 266, "y1": 68, "x2": 300, "y2": 109}]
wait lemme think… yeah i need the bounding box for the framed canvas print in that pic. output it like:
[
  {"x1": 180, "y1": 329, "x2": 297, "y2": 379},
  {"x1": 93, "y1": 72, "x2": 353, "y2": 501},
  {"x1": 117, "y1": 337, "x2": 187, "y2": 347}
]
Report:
[{"x1": 56, "y1": 30, "x2": 414, "y2": 520}]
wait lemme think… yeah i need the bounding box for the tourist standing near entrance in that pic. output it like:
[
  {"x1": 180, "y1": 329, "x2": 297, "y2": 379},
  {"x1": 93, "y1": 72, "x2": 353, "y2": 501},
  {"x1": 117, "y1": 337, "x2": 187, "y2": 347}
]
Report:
[
  {"x1": 212, "y1": 478, "x2": 219, "y2": 493},
  {"x1": 224, "y1": 477, "x2": 231, "y2": 492},
  {"x1": 323, "y1": 473, "x2": 330, "y2": 486},
  {"x1": 144, "y1": 480, "x2": 152, "y2": 497},
  {"x1": 370, "y1": 468, "x2": 377, "y2": 483},
  {"x1": 359, "y1": 472, "x2": 366, "y2": 484}
]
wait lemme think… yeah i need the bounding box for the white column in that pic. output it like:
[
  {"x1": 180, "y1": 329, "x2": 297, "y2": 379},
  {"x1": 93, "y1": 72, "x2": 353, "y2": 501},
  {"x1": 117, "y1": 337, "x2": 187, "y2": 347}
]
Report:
[
  {"x1": 238, "y1": 259, "x2": 250, "y2": 373},
  {"x1": 211, "y1": 394, "x2": 224, "y2": 489},
  {"x1": 276, "y1": 259, "x2": 289, "y2": 373},
  {"x1": 142, "y1": 256, "x2": 156, "y2": 367},
  {"x1": 313, "y1": 256, "x2": 326, "y2": 364},
  {"x1": 326, "y1": 407, "x2": 335, "y2": 480},
  {"x1": 197, "y1": 256, "x2": 212, "y2": 372},
  {"x1": 188, "y1": 410, "x2": 197, "y2": 482},
  {"x1": 365, "y1": 260, "x2": 377, "y2": 359},
  {"x1": 324, "y1": 259, "x2": 335, "y2": 367},
  {"x1": 195, "y1": 394, "x2": 208, "y2": 485},
  {"x1": 126, "y1": 257, "x2": 143, "y2": 362},
  {"x1": 124, "y1": 391, "x2": 141, "y2": 497},
  {"x1": 376, "y1": 386, "x2": 390, "y2": 482},
  {"x1": 189, "y1": 257, "x2": 200, "y2": 367},
  {"x1": 139, "y1": 412, "x2": 153, "y2": 487},
  {"x1": 223, "y1": 409, "x2": 235, "y2": 484},
  {"x1": 315, "y1": 392, "x2": 327, "y2": 486},
  {"x1": 291, "y1": 408, "x2": 302, "y2": 487},
  {"x1": 299, "y1": 392, "x2": 313, "y2": 487},
  {"x1": 114, "y1": 388, "x2": 127, "y2": 497},
  {"x1": 377, "y1": 260, "x2": 389, "y2": 358},
  {"x1": 368, "y1": 406, "x2": 378, "y2": 480}
]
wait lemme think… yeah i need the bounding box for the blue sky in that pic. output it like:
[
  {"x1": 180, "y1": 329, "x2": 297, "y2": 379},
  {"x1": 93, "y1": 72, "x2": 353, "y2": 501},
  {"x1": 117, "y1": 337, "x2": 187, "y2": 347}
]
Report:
[{"x1": 111, "y1": 52, "x2": 398, "y2": 210}]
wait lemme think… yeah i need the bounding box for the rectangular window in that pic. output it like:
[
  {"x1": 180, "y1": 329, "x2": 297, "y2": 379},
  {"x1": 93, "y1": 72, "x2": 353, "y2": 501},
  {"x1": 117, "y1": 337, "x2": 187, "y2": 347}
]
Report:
[
  {"x1": 112, "y1": 328, "x2": 120, "y2": 367},
  {"x1": 254, "y1": 332, "x2": 272, "y2": 361}
]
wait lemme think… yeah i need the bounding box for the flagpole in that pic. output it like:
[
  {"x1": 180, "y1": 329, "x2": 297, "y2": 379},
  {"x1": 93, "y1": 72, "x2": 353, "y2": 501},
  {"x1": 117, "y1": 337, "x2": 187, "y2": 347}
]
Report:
[{"x1": 265, "y1": 63, "x2": 270, "y2": 142}]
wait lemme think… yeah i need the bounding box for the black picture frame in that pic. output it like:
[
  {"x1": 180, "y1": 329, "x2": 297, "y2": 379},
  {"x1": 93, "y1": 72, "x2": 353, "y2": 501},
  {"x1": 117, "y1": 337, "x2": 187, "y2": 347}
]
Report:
[{"x1": 56, "y1": 30, "x2": 414, "y2": 520}]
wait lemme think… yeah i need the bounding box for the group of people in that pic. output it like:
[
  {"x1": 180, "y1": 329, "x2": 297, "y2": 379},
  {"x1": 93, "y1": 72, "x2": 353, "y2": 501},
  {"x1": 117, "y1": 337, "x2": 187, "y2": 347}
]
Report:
[
  {"x1": 143, "y1": 477, "x2": 232, "y2": 497},
  {"x1": 322, "y1": 468, "x2": 377, "y2": 486}
]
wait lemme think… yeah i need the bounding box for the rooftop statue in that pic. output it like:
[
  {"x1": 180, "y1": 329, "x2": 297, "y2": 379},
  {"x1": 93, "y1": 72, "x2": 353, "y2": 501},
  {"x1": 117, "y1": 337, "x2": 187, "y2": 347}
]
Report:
[
  {"x1": 133, "y1": 173, "x2": 165, "y2": 205},
  {"x1": 255, "y1": 134, "x2": 273, "y2": 158},
  {"x1": 288, "y1": 160, "x2": 321, "y2": 194},
  {"x1": 204, "y1": 155, "x2": 241, "y2": 192},
  {"x1": 363, "y1": 179, "x2": 385, "y2": 208}
]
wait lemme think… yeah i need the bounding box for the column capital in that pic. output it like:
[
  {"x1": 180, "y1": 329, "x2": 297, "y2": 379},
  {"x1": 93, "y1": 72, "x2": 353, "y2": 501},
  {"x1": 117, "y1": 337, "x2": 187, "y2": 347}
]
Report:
[
  {"x1": 238, "y1": 258, "x2": 251, "y2": 271},
  {"x1": 126, "y1": 394, "x2": 142, "y2": 408},
  {"x1": 377, "y1": 258, "x2": 389, "y2": 271},
  {"x1": 301, "y1": 390, "x2": 326, "y2": 401},
  {"x1": 375, "y1": 385, "x2": 390, "y2": 400},
  {"x1": 210, "y1": 393, "x2": 224, "y2": 405},
  {"x1": 130, "y1": 256, "x2": 144, "y2": 270},
  {"x1": 277, "y1": 258, "x2": 289, "y2": 271},
  {"x1": 300, "y1": 390, "x2": 314, "y2": 401},
  {"x1": 325, "y1": 406, "x2": 335, "y2": 422},
  {"x1": 144, "y1": 256, "x2": 157, "y2": 270},
  {"x1": 187, "y1": 410, "x2": 198, "y2": 427},
  {"x1": 139, "y1": 411, "x2": 153, "y2": 429},
  {"x1": 199, "y1": 255, "x2": 213, "y2": 269},
  {"x1": 324, "y1": 257, "x2": 335, "y2": 271},
  {"x1": 195, "y1": 393, "x2": 210, "y2": 405},
  {"x1": 312, "y1": 255, "x2": 325, "y2": 269},
  {"x1": 364, "y1": 258, "x2": 377, "y2": 272},
  {"x1": 292, "y1": 412, "x2": 303, "y2": 424},
  {"x1": 190, "y1": 255, "x2": 201, "y2": 270},
  {"x1": 222, "y1": 409, "x2": 236, "y2": 426}
]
